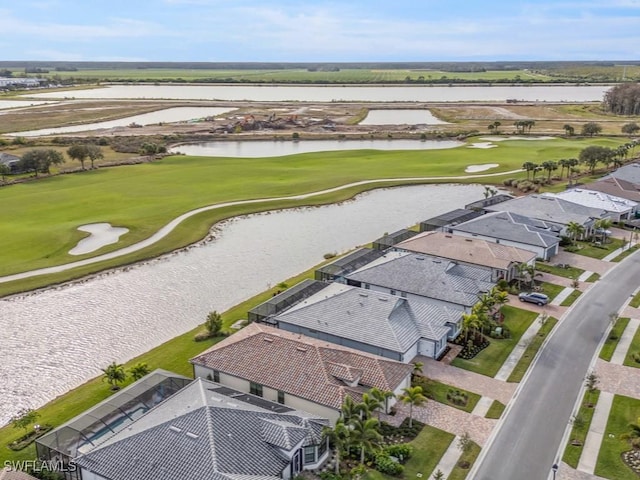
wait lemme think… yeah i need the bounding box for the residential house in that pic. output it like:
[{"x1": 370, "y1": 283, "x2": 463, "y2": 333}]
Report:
[
  {"x1": 270, "y1": 283, "x2": 456, "y2": 362},
  {"x1": 549, "y1": 189, "x2": 637, "y2": 222},
  {"x1": 343, "y1": 250, "x2": 494, "y2": 314},
  {"x1": 608, "y1": 162, "x2": 640, "y2": 186},
  {"x1": 395, "y1": 231, "x2": 536, "y2": 282},
  {"x1": 583, "y1": 176, "x2": 640, "y2": 207},
  {"x1": 191, "y1": 323, "x2": 413, "y2": 423},
  {"x1": 485, "y1": 193, "x2": 611, "y2": 239},
  {"x1": 0, "y1": 152, "x2": 21, "y2": 173},
  {"x1": 448, "y1": 211, "x2": 561, "y2": 261},
  {"x1": 47, "y1": 372, "x2": 329, "y2": 480}
]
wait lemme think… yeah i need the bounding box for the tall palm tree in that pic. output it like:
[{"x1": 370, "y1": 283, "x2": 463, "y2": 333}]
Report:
[
  {"x1": 491, "y1": 288, "x2": 510, "y2": 319},
  {"x1": 566, "y1": 221, "x2": 586, "y2": 243},
  {"x1": 400, "y1": 386, "x2": 427, "y2": 428},
  {"x1": 341, "y1": 395, "x2": 359, "y2": 423},
  {"x1": 323, "y1": 420, "x2": 351, "y2": 475},
  {"x1": 102, "y1": 361, "x2": 126, "y2": 390},
  {"x1": 594, "y1": 218, "x2": 613, "y2": 243},
  {"x1": 541, "y1": 160, "x2": 558, "y2": 181},
  {"x1": 516, "y1": 262, "x2": 530, "y2": 290},
  {"x1": 462, "y1": 312, "x2": 482, "y2": 343},
  {"x1": 350, "y1": 417, "x2": 382, "y2": 465},
  {"x1": 522, "y1": 162, "x2": 537, "y2": 180},
  {"x1": 358, "y1": 393, "x2": 382, "y2": 420},
  {"x1": 411, "y1": 361, "x2": 424, "y2": 377}
]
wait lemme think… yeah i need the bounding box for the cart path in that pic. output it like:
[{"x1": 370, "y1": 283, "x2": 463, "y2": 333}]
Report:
[{"x1": 0, "y1": 170, "x2": 523, "y2": 285}]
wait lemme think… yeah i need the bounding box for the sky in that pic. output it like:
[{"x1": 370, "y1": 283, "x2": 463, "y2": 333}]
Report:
[{"x1": 1, "y1": 0, "x2": 639, "y2": 62}]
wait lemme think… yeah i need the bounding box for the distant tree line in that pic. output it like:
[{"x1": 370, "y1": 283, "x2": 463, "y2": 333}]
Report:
[{"x1": 603, "y1": 83, "x2": 640, "y2": 115}]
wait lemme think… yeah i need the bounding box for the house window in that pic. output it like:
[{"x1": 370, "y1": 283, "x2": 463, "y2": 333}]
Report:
[
  {"x1": 364, "y1": 283, "x2": 370, "y2": 290},
  {"x1": 250, "y1": 382, "x2": 263, "y2": 397},
  {"x1": 304, "y1": 446, "x2": 316, "y2": 464},
  {"x1": 400, "y1": 291, "x2": 407, "y2": 298},
  {"x1": 212, "y1": 370, "x2": 220, "y2": 383},
  {"x1": 390, "y1": 289, "x2": 397, "y2": 295},
  {"x1": 277, "y1": 391, "x2": 285, "y2": 404}
]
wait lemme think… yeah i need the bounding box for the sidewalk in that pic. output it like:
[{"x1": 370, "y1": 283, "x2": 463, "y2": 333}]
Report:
[
  {"x1": 611, "y1": 318, "x2": 640, "y2": 365},
  {"x1": 494, "y1": 314, "x2": 543, "y2": 381},
  {"x1": 577, "y1": 392, "x2": 614, "y2": 474},
  {"x1": 471, "y1": 396, "x2": 494, "y2": 417},
  {"x1": 430, "y1": 436, "x2": 461, "y2": 479},
  {"x1": 602, "y1": 241, "x2": 638, "y2": 262},
  {"x1": 551, "y1": 287, "x2": 575, "y2": 306}
]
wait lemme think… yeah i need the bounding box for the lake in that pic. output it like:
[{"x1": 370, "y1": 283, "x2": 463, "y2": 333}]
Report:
[
  {"x1": 25, "y1": 84, "x2": 611, "y2": 102},
  {"x1": 172, "y1": 139, "x2": 462, "y2": 157},
  {"x1": 0, "y1": 183, "x2": 484, "y2": 427}
]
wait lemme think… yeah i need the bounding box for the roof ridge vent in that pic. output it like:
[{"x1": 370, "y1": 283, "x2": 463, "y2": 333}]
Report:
[
  {"x1": 378, "y1": 297, "x2": 389, "y2": 302},
  {"x1": 358, "y1": 292, "x2": 368, "y2": 297},
  {"x1": 169, "y1": 425, "x2": 182, "y2": 433},
  {"x1": 296, "y1": 346, "x2": 307, "y2": 352},
  {"x1": 185, "y1": 432, "x2": 199, "y2": 439},
  {"x1": 263, "y1": 337, "x2": 274, "y2": 343}
]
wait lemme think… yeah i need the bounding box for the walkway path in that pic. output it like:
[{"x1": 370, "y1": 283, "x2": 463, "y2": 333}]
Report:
[
  {"x1": 0, "y1": 170, "x2": 525, "y2": 285},
  {"x1": 551, "y1": 288, "x2": 575, "y2": 306},
  {"x1": 494, "y1": 314, "x2": 542, "y2": 381},
  {"x1": 430, "y1": 436, "x2": 462, "y2": 480},
  {"x1": 611, "y1": 318, "x2": 640, "y2": 365},
  {"x1": 603, "y1": 241, "x2": 638, "y2": 262},
  {"x1": 416, "y1": 356, "x2": 516, "y2": 404},
  {"x1": 596, "y1": 359, "x2": 640, "y2": 398},
  {"x1": 471, "y1": 396, "x2": 494, "y2": 417},
  {"x1": 577, "y1": 391, "x2": 614, "y2": 474},
  {"x1": 559, "y1": 462, "x2": 608, "y2": 480},
  {"x1": 551, "y1": 251, "x2": 612, "y2": 275}
]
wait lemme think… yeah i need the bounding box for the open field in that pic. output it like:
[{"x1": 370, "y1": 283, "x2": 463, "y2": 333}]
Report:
[{"x1": 0, "y1": 137, "x2": 624, "y2": 289}]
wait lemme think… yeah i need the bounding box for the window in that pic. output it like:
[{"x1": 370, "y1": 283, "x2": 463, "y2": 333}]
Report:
[
  {"x1": 304, "y1": 446, "x2": 316, "y2": 464},
  {"x1": 390, "y1": 289, "x2": 396, "y2": 295},
  {"x1": 277, "y1": 391, "x2": 285, "y2": 404},
  {"x1": 400, "y1": 291, "x2": 407, "y2": 298},
  {"x1": 212, "y1": 370, "x2": 220, "y2": 383},
  {"x1": 249, "y1": 382, "x2": 263, "y2": 397},
  {"x1": 364, "y1": 283, "x2": 370, "y2": 290}
]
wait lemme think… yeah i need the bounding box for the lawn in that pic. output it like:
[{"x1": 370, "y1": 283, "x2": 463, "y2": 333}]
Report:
[
  {"x1": 364, "y1": 425, "x2": 454, "y2": 480},
  {"x1": 451, "y1": 306, "x2": 538, "y2": 377},
  {"x1": 623, "y1": 324, "x2": 640, "y2": 368},
  {"x1": 0, "y1": 137, "x2": 623, "y2": 290},
  {"x1": 535, "y1": 261, "x2": 585, "y2": 280},
  {"x1": 573, "y1": 238, "x2": 625, "y2": 259},
  {"x1": 600, "y1": 317, "x2": 631, "y2": 362},
  {"x1": 586, "y1": 272, "x2": 601, "y2": 282},
  {"x1": 507, "y1": 317, "x2": 558, "y2": 383},
  {"x1": 540, "y1": 282, "x2": 565, "y2": 301},
  {"x1": 562, "y1": 389, "x2": 601, "y2": 468},
  {"x1": 448, "y1": 441, "x2": 481, "y2": 480},
  {"x1": 595, "y1": 394, "x2": 640, "y2": 480},
  {"x1": 560, "y1": 289, "x2": 582, "y2": 307},
  {"x1": 485, "y1": 400, "x2": 506, "y2": 419},
  {"x1": 630, "y1": 291, "x2": 640, "y2": 309},
  {"x1": 415, "y1": 377, "x2": 481, "y2": 413}
]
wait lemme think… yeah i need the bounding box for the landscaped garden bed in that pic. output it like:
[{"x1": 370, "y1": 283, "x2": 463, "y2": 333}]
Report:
[
  {"x1": 411, "y1": 376, "x2": 481, "y2": 413},
  {"x1": 535, "y1": 262, "x2": 585, "y2": 280}
]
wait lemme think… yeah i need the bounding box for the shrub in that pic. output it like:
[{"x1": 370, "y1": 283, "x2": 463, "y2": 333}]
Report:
[
  {"x1": 447, "y1": 389, "x2": 469, "y2": 406},
  {"x1": 319, "y1": 472, "x2": 342, "y2": 480},
  {"x1": 496, "y1": 279, "x2": 509, "y2": 291},
  {"x1": 564, "y1": 246, "x2": 580, "y2": 253},
  {"x1": 502, "y1": 178, "x2": 517, "y2": 186},
  {"x1": 384, "y1": 443, "x2": 413, "y2": 461},
  {"x1": 609, "y1": 333, "x2": 619, "y2": 341},
  {"x1": 633, "y1": 352, "x2": 640, "y2": 364},
  {"x1": 559, "y1": 236, "x2": 573, "y2": 247},
  {"x1": 375, "y1": 453, "x2": 404, "y2": 475}
]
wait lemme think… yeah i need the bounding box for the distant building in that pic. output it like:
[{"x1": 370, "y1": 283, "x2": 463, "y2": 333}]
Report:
[
  {"x1": 549, "y1": 189, "x2": 637, "y2": 222},
  {"x1": 0, "y1": 152, "x2": 21, "y2": 173}
]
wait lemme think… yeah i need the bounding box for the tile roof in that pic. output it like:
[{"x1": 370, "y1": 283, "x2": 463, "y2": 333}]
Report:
[
  {"x1": 191, "y1": 323, "x2": 413, "y2": 411},
  {"x1": 550, "y1": 189, "x2": 637, "y2": 213},
  {"x1": 450, "y1": 211, "x2": 560, "y2": 248},
  {"x1": 273, "y1": 284, "x2": 454, "y2": 353},
  {"x1": 610, "y1": 162, "x2": 640, "y2": 186},
  {"x1": 485, "y1": 194, "x2": 609, "y2": 225},
  {"x1": 584, "y1": 177, "x2": 640, "y2": 203},
  {"x1": 346, "y1": 251, "x2": 495, "y2": 307},
  {"x1": 76, "y1": 378, "x2": 328, "y2": 480},
  {"x1": 396, "y1": 231, "x2": 537, "y2": 270}
]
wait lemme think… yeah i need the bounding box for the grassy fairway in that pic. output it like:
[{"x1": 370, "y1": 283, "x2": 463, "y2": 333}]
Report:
[
  {"x1": 595, "y1": 394, "x2": 640, "y2": 480},
  {"x1": 0, "y1": 137, "x2": 622, "y2": 286},
  {"x1": 451, "y1": 306, "x2": 538, "y2": 377}
]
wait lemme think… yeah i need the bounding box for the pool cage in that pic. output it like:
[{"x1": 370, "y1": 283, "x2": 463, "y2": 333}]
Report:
[
  {"x1": 314, "y1": 248, "x2": 385, "y2": 282},
  {"x1": 418, "y1": 208, "x2": 483, "y2": 232},
  {"x1": 371, "y1": 229, "x2": 419, "y2": 250},
  {"x1": 36, "y1": 370, "x2": 191, "y2": 480},
  {"x1": 249, "y1": 279, "x2": 328, "y2": 324}
]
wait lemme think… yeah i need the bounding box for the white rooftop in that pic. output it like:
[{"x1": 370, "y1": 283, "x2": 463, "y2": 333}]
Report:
[{"x1": 547, "y1": 189, "x2": 637, "y2": 214}]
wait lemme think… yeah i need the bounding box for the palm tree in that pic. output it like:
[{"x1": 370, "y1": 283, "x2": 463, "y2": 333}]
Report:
[
  {"x1": 400, "y1": 386, "x2": 427, "y2": 428},
  {"x1": 541, "y1": 160, "x2": 558, "y2": 181},
  {"x1": 358, "y1": 392, "x2": 382, "y2": 420},
  {"x1": 516, "y1": 262, "x2": 529, "y2": 290},
  {"x1": 102, "y1": 361, "x2": 126, "y2": 390},
  {"x1": 532, "y1": 166, "x2": 543, "y2": 180},
  {"x1": 350, "y1": 417, "x2": 382, "y2": 465},
  {"x1": 129, "y1": 362, "x2": 150, "y2": 381},
  {"x1": 522, "y1": 162, "x2": 537, "y2": 180},
  {"x1": 594, "y1": 218, "x2": 613, "y2": 243},
  {"x1": 461, "y1": 312, "x2": 482, "y2": 343},
  {"x1": 411, "y1": 361, "x2": 424, "y2": 378},
  {"x1": 491, "y1": 288, "x2": 510, "y2": 320},
  {"x1": 323, "y1": 420, "x2": 351, "y2": 475},
  {"x1": 341, "y1": 395, "x2": 359, "y2": 423},
  {"x1": 566, "y1": 221, "x2": 586, "y2": 243},
  {"x1": 369, "y1": 388, "x2": 395, "y2": 419}
]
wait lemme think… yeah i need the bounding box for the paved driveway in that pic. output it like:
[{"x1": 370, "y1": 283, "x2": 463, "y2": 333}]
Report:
[{"x1": 551, "y1": 251, "x2": 613, "y2": 275}]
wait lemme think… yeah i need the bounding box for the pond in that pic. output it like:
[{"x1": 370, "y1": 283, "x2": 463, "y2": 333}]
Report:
[
  {"x1": 9, "y1": 106, "x2": 236, "y2": 137},
  {"x1": 25, "y1": 84, "x2": 611, "y2": 102},
  {"x1": 0, "y1": 183, "x2": 485, "y2": 427},
  {"x1": 172, "y1": 138, "x2": 463, "y2": 157}
]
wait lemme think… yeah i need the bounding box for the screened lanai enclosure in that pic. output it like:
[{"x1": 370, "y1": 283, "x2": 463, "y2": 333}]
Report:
[
  {"x1": 36, "y1": 370, "x2": 191, "y2": 480},
  {"x1": 314, "y1": 247, "x2": 385, "y2": 282},
  {"x1": 248, "y1": 279, "x2": 328, "y2": 324}
]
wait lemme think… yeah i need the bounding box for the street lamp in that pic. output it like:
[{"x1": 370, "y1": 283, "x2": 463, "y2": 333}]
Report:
[{"x1": 552, "y1": 463, "x2": 558, "y2": 480}]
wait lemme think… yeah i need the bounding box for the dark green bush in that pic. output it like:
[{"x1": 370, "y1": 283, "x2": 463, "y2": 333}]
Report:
[{"x1": 375, "y1": 453, "x2": 404, "y2": 475}]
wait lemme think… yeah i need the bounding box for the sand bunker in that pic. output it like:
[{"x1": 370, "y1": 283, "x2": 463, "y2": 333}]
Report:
[
  {"x1": 69, "y1": 223, "x2": 129, "y2": 255},
  {"x1": 480, "y1": 136, "x2": 556, "y2": 142},
  {"x1": 467, "y1": 142, "x2": 497, "y2": 149},
  {"x1": 465, "y1": 164, "x2": 500, "y2": 173}
]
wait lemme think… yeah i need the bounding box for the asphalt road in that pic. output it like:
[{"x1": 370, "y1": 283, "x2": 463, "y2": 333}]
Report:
[{"x1": 473, "y1": 250, "x2": 640, "y2": 480}]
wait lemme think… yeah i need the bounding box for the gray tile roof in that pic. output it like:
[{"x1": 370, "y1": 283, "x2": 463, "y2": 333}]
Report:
[
  {"x1": 585, "y1": 177, "x2": 640, "y2": 203},
  {"x1": 346, "y1": 252, "x2": 494, "y2": 307},
  {"x1": 191, "y1": 323, "x2": 413, "y2": 412},
  {"x1": 76, "y1": 378, "x2": 328, "y2": 480},
  {"x1": 450, "y1": 211, "x2": 561, "y2": 248},
  {"x1": 0, "y1": 152, "x2": 20, "y2": 167},
  {"x1": 610, "y1": 162, "x2": 640, "y2": 186},
  {"x1": 485, "y1": 194, "x2": 609, "y2": 226},
  {"x1": 275, "y1": 284, "x2": 454, "y2": 353}
]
